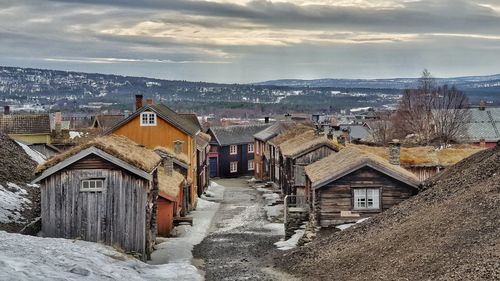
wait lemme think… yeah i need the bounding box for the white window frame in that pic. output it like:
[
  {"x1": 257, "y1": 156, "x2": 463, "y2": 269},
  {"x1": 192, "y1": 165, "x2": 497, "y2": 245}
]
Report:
[
  {"x1": 229, "y1": 145, "x2": 237, "y2": 155},
  {"x1": 230, "y1": 161, "x2": 238, "y2": 173},
  {"x1": 255, "y1": 142, "x2": 260, "y2": 154},
  {"x1": 248, "y1": 143, "x2": 254, "y2": 153},
  {"x1": 81, "y1": 178, "x2": 105, "y2": 192},
  {"x1": 248, "y1": 160, "x2": 254, "y2": 171},
  {"x1": 140, "y1": 112, "x2": 157, "y2": 126},
  {"x1": 353, "y1": 188, "x2": 380, "y2": 210}
]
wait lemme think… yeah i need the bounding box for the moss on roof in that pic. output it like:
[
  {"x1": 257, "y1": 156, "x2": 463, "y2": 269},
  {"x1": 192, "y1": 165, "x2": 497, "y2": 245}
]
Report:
[
  {"x1": 35, "y1": 135, "x2": 161, "y2": 174},
  {"x1": 351, "y1": 144, "x2": 483, "y2": 167},
  {"x1": 269, "y1": 124, "x2": 313, "y2": 146},
  {"x1": 279, "y1": 130, "x2": 340, "y2": 158},
  {"x1": 157, "y1": 165, "x2": 185, "y2": 200},
  {"x1": 154, "y1": 146, "x2": 190, "y2": 165}
]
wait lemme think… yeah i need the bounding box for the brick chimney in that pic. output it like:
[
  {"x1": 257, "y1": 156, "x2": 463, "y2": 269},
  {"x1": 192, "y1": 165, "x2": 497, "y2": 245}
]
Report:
[
  {"x1": 388, "y1": 139, "x2": 401, "y2": 165},
  {"x1": 146, "y1": 98, "x2": 154, "y2": 106},
  {"x1": 479, "y1": 100, "x2": 486, "y2": 111},
  {"x1": 479, "y1": 138, "x2": 486, "y2": 148},
  {"x1": 135, "y1": 95, "x2": 143, "y2": 111},
  {"x1": 55, "y1": 112, "x2": 62, "y2": 132},
  {"x1": 342, "y1": 128, "x2": 350, "y2": 144},
  {"x1": 164, "y1": 157, "x2": 173, "y2": 176},
  {"x1": 331, "y1": 117, "x2": 337, "y2": 127},
  {"x1": 3, "y1": 105, "x2": 10, "y2": 115}
]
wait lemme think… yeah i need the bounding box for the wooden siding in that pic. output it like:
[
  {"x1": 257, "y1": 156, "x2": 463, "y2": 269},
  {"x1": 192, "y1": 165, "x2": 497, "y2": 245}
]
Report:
[
  {"x1": 405, "y1": 166, "x2": 439, "y2": 181},
  {"x1": 40, "y1": 167, "x2": 152, "y2": 259},
  {"x1": 9, "y1": 133, "x2": 51, "y2": 145},
  {"x1": 313, "y1": 166, "x2": 417, "y2": 227},
  {"x1": 216, "y1": 143, "x2": 253, "y2": 178},
  {"x1": 112, "y1": 113, "x2": 197, "y2": 210},
  {"x1": 157, "y1": 198, "x2": 174, "y2": 236}
]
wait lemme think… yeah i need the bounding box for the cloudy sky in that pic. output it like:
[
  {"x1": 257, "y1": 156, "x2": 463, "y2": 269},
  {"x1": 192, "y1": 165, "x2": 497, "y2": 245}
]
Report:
[{"x1": 1, "y1": 0, "x2": 499, "y2": 83}]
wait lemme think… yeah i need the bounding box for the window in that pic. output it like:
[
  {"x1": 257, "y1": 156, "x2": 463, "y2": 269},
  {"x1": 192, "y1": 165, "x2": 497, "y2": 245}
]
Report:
[
  {"x1": 174, "y1": 140, "x2": 184, "y2": 154},
  {"x1": 229, "y1": 145, "x2": 237, "y2": 155},
  {"x1": 353, "y1": 188, "x2": 380, "y2": 210},
  {"x1": 140, "y1": 112, "x2": 157, "y2": 126},
  {"x1": 230, "y1": 161, "x2": 238, "y2": 173},
  {"x1": 248, "y1": 143, "x2": 254, "y2": 153},
  {"x1": 81, "y1": 179, "x2": 105, "y2": 192},
  {"x1": 248, "y1": 160, "x2": 254, "y2": 171}
]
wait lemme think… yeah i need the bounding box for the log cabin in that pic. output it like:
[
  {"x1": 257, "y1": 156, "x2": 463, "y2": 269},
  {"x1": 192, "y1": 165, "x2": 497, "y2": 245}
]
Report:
[
  {"x1": 32, "y1": 135, "x2": 162, "y2": 260},
  {"x1": 156, "y1": 156, "x2": 188, "y2": 237},
  {"x1": 0, "y1": 106, "x2": 51, "y2": 145},
  {"x1": 352, "y1": 144, "x2": 483, "y2": 181},
  {"x1": 267, "y1": 124, "x2": 313, "y2": 186},
  {"x1": 104, "y1": 95, "x2": 201, "y2": 211},
  {"x1": 278, "y1": 129, "x2": 340, "y2": 197},
  {"x1": 195, "y1": 132, "x2": 211, "y2": 196},
  {"x1": 253, "y1": 121, "x2": 296, "y2": 181},
  {"x1": 207, "y1": 124, "x2": 270, "y2": 178},
  {"x1": 305, "y1": 146, "x2": 420, "y2": 227}
]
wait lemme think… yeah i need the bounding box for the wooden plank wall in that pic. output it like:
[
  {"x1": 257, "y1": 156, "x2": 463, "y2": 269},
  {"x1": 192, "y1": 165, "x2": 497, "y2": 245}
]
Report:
[
  {"x1": 314, "y1": 166, "x2": 417, "y2": 227},
  {"x1": 41, "y1": 165, "x2": 150, "y2": 258}
]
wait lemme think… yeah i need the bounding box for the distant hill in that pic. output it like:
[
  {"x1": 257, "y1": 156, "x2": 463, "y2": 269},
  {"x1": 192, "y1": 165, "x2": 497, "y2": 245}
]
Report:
[
  {"x1": 0, "y1": 66, "x2": 498, "y2": 115},
  {"x1": 255, "y1": 74, "x2": 500, "y2": 90}
]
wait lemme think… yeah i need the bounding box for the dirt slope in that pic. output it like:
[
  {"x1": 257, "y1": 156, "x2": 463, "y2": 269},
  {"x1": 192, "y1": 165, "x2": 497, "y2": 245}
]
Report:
[
  {"x1": 0, "y1": 134, "x2": 40, "y2": 232},
  {"x1": 276, "y1": 146, "x2": 500, "y2": 281}
]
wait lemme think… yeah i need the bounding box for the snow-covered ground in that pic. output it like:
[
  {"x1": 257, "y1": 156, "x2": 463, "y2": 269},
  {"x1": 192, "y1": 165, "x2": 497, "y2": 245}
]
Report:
[
  {"x1": 15, "y1": 141, "x2": 46, "y2": 164},
  {"x1": 274, "y1": 225, "x2": 306, "y2": 251},
  {"x1": 149, "y1": 181, "x2": 225, "y2": 280},
  {"x1": 336, "y1": 217, "x2": 370, "y2": 231},
  {"x1": 0, "y1": 231, "x2": 199, "y2": 281},
  {"x1": 256, "y1": 187, "x2": 284, "y2": 222},
  {"x1": 0, "y1": 183, "x2": 32, "y2": 224}
]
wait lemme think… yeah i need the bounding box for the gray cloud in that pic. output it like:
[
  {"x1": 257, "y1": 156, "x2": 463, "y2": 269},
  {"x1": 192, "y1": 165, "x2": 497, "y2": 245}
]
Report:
[{"x1": 0, "y1": 0, "x2": 499, "y2": 82}]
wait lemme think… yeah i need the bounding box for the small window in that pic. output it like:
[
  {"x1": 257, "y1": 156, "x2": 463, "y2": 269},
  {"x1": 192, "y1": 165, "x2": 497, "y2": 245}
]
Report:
[
  {"x1": 81, "y1": 179, "x2": 105, "y2": 192},
  {"x1": 353, "y1": 188, "x2": 380, "y2": 210},
  {"x1": 174, "y1": 140, "x2": 184, "y2": 154},
  {"x1": 248, "y1": 160, "x2": 254, "y2": 171},
  {"x1": 230, "y1": 161, "x2": 238, "y2": 173},
  {"x1": 140, "y1": 112, "x2": 157, "y2": 126},
  {"x1": 248, "y1": 143, "x2": 254, "y2": 153},
  {"x1": 229, "y1": 145, "x2": 237, "y2": 155}
]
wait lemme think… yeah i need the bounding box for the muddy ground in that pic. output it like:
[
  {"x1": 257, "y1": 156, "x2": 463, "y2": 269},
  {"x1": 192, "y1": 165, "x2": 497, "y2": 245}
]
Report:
[{"x1": 193, "y1": 178, "x2": 299, "y2": 281}]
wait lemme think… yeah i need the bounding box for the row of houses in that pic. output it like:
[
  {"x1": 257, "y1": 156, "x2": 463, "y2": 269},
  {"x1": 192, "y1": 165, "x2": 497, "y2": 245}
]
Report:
[
  {"x1": 250, "y1": 120, "x2": 485, "y2": 230},
  {"x1": 27, "y1": 96, "x2": 211, "y2": 260}
]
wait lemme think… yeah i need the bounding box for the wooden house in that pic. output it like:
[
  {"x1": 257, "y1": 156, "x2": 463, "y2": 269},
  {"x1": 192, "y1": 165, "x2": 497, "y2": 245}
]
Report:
[
  {"x1": 267, "y1": 124, "x2": 313, "y2": 185},
  {"x1": 278, "y1": 130, "x2": 340, "y2": 196},
  {"x1": 195, "y1": 132, "x2": 211, "y2": 196},
  {"x1": 352, "y1": 144, "x2": 483, "y2": 181},
  {"x1": 207, "y1": 124, "x2": 270, "y2": 178},
  {"x1": 305, "y1": 146, "x2": 420, "y2": 227},
  {"x1": 0, "y1": 107, "x2": 51, "y2": 144},
  {"x1": 105, "y1": 95, "x2": 201, "y2": 211},
  {"x1": 90, "y1": 114, "x2": 126, "y2": 132},
  {"x1": 157, "y1": 157, "x2": 188, "y2": 237},
  {"x1": 253, "y1": 121, "x2": 295, "y2": 181},
  {"x1": 32, "y1": 135, "x2": 162, "y2": 260},
  {"x1": 459, "y1": 105, "x2": 499, "y2": 148}
]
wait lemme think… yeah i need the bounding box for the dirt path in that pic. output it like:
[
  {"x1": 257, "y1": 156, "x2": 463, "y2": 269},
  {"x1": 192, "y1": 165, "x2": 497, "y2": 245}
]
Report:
[{"x1": 193, "y1": 178, "x2": 300, "y2": 281}]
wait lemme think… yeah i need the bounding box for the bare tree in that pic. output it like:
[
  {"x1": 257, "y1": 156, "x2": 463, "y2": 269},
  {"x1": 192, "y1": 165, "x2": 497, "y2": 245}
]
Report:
[
  {"x1": 395, "y1": 70, "x2": 470, "y2": 145},
  {"x1": 368, "y1": 111, "x2": 395, "y2": 145}
]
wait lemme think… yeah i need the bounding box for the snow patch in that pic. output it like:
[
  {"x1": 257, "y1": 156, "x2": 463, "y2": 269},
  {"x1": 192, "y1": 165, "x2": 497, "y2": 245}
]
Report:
[
  {"x1": 15, "y1": 141, "x2": 46, "y2": 164},
  {"x1": 0, "y1": 231, "x2": 200, "y2": 281},
  {"x1": 69, "y1": 131, "x2": 82, "y2": 139},
  {"x1": 274, "y1": 227, "x2": 306, "y2": 251},
  {"x1": 336, "y1": 217, "x2": 370, "y2": 231},
  {"x1": 0, "y1": 183, "x2": 31, "y2": 224}
]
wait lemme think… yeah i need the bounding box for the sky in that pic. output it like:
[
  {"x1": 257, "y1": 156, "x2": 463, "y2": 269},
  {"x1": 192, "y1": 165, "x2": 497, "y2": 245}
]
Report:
[{"x1": 0, "y1": 0, "x2": 499, "y2": 83}]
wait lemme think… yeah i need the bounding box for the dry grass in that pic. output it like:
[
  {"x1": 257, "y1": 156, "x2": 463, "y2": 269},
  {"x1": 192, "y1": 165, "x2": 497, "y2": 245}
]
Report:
[
  {"x1": 197, "y1": 132, "x2": 211, "y2": 142},
  {"x1": 269, "y1": 123, "x2": 313, "y2": 145},
  {"x1": 352, "y1": 144, "x2": 483, "y2": 167},
  {"x1": 36, "y1": 135, "x2": 161, "y2": 174},
  {"x1": 154, "y1": 146, "x2": 190, "y2": 164},
  {"x1": 306, "y1": 146, "x2": 420, "y2": 186},
  {"x1": 279, "y1": 130, "x2": 340, "y2": 157},
  {"x1": 157, "y1": 165, "x2": 185, "y2": 200}
]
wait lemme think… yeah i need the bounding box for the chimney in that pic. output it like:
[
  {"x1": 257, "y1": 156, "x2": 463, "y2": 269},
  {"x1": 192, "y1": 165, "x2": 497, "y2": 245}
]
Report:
[
  {"x1": 479, "y1": 100, "x2": 486, "y2": 111},
  {"x1": 146, "y1": 98, "x2": 154, "y2": 106},
  {"x1": 331, "y1": 117, "x2": 337, "y2": 127},
  {"x1": 388, "y1": 139, "x2": 401, "y2": 165},
  {"x1": 479, "y1": 138, "x2": 486, "y2": 148},
  {"x1": 164, "y1": 157, "x2": 173, "y2": 176},
  {"x1": 337, "y1": 135, "x2": 346, "y2": 146},
  {"x1": 312, "y1": 114, "x2": 320, "y2": 123},
  {"x1": 342, "y1": 128, "x2": 350, "y2": 144},
  {"x1": 55, "y1": 112, "x2": 62, "y2": 132},
  {"x1": 135, "y1": 95, "x2": 143, "y2": 111},
  {"x1": 3, "y1": 105, "x2": 10, "y2": 115},
  {"x1": 264, "y1": 116, "x2": 270, "y2": 124},
  {"x1": 284, "y1": 113, "x2": 291, "y2": 121}
]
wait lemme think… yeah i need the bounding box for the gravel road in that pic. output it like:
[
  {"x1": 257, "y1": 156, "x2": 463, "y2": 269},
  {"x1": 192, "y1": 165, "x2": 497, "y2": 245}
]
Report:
[{"x1": 192, "y1": 178, "x2": 299, "y2": 281}]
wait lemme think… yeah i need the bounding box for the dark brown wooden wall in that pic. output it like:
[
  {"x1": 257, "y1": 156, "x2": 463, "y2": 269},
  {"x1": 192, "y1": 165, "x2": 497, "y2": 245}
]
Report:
[
  {"x1": 40, "y1": 167, "x2": 151, "y2": 257},
  {"x1": 314, "y1": 166, "x2": 417, "y2": 227}
]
